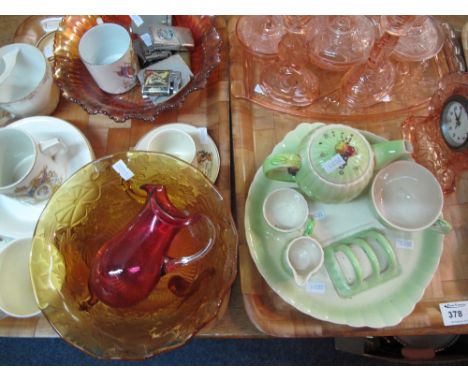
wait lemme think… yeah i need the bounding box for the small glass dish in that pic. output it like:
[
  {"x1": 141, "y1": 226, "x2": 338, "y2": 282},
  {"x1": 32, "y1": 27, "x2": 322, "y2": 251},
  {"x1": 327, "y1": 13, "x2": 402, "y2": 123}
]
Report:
[
  {"x1": 30, "y1": 152, "x2": 238, "y2": 360},
  {"x1": 53, "y1": 16, "x2": 222, "y2": 122}
]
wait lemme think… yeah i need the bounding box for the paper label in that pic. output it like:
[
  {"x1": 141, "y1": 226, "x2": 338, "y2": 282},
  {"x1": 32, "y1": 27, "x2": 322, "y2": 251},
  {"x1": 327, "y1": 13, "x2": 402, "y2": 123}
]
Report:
[
  {"x1": 312, "y1": 208, "x2": 326, "y2": 221},
  {"x1": 43, "y1": 44, "x2": 54, "y2": 58},
  {"x1": 198, "y1": 127, "x2": 209, "y2": 145},
  {"x1": 112, "y1": 160, "x2": 135, "y2": 181},
  {"x1": 321, "y1": 154, "x2": 346, "y2": 174},
  {"x1": 140, "y1": 33, "x2": 153, "y2": 47},
  {"x1": 439, "y1": 301, "x2": 468, "y2": 326},
  {"x1": 43, "y1": 19, "x2": 60, "y2": 32},
  {"x1": 305, "y1": 281, "x2": 326, "y2": 294},
  {"x1": 395, "y1": 238, "x2": 414, "y2": 250},
  {"x1": 130, "y1": 15, "x2": 144, "y2": 27},
  {"x1": 254, "y1": 84, "x2": 265, "y2": 95}
]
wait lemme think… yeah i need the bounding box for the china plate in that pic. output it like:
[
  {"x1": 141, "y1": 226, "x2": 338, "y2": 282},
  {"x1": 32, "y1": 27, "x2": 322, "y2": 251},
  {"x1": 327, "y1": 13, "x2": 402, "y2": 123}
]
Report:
[
  {"x1": 0, "y1": 116, "x2": 94, "y2": 240},
  {"x1": 245, "y1": 122, "x2": 445, "y2": 328},
  {"x1": 135, "y1": 123, "x2": 220, "y2": 183}
]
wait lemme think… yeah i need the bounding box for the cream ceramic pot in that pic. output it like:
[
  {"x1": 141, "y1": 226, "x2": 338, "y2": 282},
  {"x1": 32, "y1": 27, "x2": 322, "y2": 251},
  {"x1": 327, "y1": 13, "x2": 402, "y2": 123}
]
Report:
[
  {"x1": 263, "y1": 123, "x2": 413, "y2": 203},
  {"x1": 0, "y1": 43, "x2": 59, "y2": 124}
]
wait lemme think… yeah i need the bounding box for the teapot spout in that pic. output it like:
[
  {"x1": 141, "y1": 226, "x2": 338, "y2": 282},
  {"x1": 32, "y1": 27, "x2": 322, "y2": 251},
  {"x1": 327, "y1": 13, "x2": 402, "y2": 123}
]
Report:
[{"x1": 372, "y1": 139, "x2": 413, "y2": 170}]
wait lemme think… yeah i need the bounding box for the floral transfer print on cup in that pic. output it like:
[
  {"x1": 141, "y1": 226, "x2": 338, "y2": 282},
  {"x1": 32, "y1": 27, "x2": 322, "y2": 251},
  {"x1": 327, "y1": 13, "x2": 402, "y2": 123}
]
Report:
[
  {"x1": 196, "y1": 150, "x2": 213, "y2": 177},
  {"x1": 14, "y1": 166, "x2": 63, "y2": 202}
]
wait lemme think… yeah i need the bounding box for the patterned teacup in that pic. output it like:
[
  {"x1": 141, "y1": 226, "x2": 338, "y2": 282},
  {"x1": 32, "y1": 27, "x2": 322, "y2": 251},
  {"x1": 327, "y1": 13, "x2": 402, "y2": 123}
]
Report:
[
  {"x1": 78, "y1": 22, "x2": 139, "y2": 94},
  {"x1": 0, "y1": 127, "x2": 67, "y2": 204}
]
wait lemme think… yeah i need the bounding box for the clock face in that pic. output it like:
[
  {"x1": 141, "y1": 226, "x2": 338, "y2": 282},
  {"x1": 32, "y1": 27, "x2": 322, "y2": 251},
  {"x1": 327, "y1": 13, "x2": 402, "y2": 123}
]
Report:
[{"x1": 440, "y1": 96, "x2": 468, "y2": 149}]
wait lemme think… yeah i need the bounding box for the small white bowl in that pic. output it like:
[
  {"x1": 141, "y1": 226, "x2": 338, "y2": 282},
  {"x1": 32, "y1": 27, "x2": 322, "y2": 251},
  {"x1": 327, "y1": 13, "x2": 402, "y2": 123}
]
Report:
[
  {"x1": 263, "y1": 188, "x2": 309, "y2": 233},
  {"x1": 0, "y1": 238, "x2": 40, "y2": 318},
  {"x1": 371, "y1": 160, "x2": 444, "y2": 232},
  {"x1": 145, "y1": 128, "x2": 197, "y2": 164}
]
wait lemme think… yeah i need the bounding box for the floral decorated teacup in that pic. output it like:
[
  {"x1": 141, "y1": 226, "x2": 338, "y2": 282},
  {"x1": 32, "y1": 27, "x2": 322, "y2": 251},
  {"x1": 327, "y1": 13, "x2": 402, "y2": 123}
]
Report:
[
  {"x1": 0, "y1": 127, "x2": 66, "y2": 204},
  {"x1": 78, "y1": 22, "x2": 139, "y2": 94}
]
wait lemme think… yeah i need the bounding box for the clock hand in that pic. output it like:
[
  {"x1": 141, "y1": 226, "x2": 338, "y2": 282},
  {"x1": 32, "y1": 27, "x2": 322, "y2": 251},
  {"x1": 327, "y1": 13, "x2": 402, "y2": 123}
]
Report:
[{"x1": 455, "y1": 107, "x2": 461, "y2": 121}]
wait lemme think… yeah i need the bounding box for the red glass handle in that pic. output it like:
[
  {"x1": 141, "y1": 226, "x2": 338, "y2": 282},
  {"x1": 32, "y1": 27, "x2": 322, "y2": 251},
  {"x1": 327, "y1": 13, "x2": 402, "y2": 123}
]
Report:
[{"x1": 163, "y1": 214, "x2": 216, "y2": 273}]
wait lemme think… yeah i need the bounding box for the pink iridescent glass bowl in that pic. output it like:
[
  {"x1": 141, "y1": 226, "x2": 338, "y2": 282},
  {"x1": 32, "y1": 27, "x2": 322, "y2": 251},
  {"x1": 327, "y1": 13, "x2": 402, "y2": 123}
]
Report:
[{"x1": 53, "y1": 16, "x2": 221, "y2": 122}]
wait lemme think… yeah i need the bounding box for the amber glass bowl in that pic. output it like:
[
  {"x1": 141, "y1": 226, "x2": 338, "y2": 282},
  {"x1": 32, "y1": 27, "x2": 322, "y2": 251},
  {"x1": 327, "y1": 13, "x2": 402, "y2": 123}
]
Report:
[
  {"x1": 53, "y1": 16, "x2": 222, "y2": 122},
  {"x1": 30, "y1": 152, "x2": 238, "y2": 360}
]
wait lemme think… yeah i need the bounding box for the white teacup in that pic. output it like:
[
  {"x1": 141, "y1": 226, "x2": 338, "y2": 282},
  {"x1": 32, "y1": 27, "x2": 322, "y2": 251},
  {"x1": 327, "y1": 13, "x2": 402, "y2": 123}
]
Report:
[
  {"x1": 0, "y1": 238, "x2": 41, "y2": 318},
  {"x1": 263, "y1": 187, "x2": 312, "y2": 233},
  {"x1": 0, "y1": 128, "x2": 67, "y2": 203},
  {"x1": 79, "y1": 22, "x2": 139, "y2": 94},
  {"x1": 144, "y1": 128, "x2": 197, "y2": 164},
  {"x1": 0, "y1": 43, "x2": 59, "y2": 125},
  {"x1": 371, "y1": 160, "x2": 452, "y2": 234}
]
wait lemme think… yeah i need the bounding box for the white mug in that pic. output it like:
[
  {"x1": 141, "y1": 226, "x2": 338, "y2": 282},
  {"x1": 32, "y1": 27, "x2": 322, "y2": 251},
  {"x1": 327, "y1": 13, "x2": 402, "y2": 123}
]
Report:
[
  {"x1": 0, "y1": 127, "x2": 67, "y2": 204},
  {"x1": 0, "y1": 43, "x2": 59, "y2": 125},
  {"x1": 78, "y1": 23, "x2": 139, "y2": 94},
  {"x1": 0, "y1": 238, "x2": 41, "y2": 318}
]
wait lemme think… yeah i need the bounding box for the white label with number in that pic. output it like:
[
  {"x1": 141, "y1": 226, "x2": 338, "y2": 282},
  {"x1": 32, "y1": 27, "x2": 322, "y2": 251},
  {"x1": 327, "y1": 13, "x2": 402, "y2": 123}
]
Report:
[
  {"x1": 44, "y1": 19, "x2": 60, "y2": 32},
  {"x1": 395, "y1": 238, "x2": 414, "y2": 250},
  {"x1": 130, "y1": 15, "x2": 144, "y2": 27},
  {"x1": 112, "y1": 160, "x2": 135, "y2": 181},
  {"x1": 305, "y1": 281, "x2": 326, "y2": 294},
  {"x1": 140, "y1": 33, "x2": 153, "y2": 47},
  {"x1": 439, "y1": 301, "x2": 468, "y2": 326},
  {"x1": 311, "y1": 208, "x2": 326, "y2": 221},
  {"x1": 321, "y1": 154, "x2": 346, "y2": 174}
]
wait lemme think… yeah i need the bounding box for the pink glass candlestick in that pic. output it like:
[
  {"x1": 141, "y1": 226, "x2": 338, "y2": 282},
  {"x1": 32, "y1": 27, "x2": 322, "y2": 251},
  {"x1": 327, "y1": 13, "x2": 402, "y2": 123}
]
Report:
[{"x1": 340, "y1": 16, "x2": 416, "y2": 109}]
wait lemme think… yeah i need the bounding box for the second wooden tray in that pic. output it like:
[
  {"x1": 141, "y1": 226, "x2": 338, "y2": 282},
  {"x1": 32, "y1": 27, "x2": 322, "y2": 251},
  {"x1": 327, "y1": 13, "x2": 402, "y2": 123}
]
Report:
[{"x1": 230, "y1": 16, "x2": 468, "y2": 337}]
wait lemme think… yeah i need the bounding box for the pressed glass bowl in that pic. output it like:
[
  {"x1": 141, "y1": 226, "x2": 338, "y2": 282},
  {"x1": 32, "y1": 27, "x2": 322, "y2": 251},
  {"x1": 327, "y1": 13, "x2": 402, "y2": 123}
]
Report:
[
  {"x1": 53, "y1": 16, "x2": 222, "y2": 122},
  {"x1": 30, "y1": 152, "x2": 238, "y2": 360}
]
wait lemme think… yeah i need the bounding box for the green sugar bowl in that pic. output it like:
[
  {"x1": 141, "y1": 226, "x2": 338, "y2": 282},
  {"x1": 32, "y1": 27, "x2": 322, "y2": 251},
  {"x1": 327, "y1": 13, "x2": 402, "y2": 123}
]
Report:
[{"x1": 263, "y1": 123, "x2": 413, "y2": 203}]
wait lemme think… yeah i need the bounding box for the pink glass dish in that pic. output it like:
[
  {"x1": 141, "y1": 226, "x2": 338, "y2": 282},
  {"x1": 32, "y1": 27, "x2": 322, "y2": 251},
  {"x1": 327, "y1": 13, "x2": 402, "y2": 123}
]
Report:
[
  {"x1": 401, "y1": 72, "x2": 468, "y2": 194},
  {"x1": 53, "y1": 16, "x2": 222, "y2": 122},
  {"x1": 231, "y1": 16, "x2": 465, "y2": 122}
]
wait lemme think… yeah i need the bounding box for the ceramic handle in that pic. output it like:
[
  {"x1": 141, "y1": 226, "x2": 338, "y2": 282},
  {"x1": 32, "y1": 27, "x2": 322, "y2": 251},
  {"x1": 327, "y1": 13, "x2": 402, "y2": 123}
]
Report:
[
  {"x1": 263, "y1": 153, "x2": 302, "y2": 182},
  {"x1": 163, "y1": 214, "x2": 217, "y2": 273},
  {"x1": 39, "y1": 138, "x2": 67, "y2": 159},
  {"x1": 429, "y1": 218, "x2": 452, "y2": 235}
]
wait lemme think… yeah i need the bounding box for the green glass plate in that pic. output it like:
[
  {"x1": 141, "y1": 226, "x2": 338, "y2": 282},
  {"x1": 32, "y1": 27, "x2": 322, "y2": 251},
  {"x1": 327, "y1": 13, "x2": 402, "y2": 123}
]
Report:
[{"x1": 245, "y1": 122, "x2": 444, "y2": 328}]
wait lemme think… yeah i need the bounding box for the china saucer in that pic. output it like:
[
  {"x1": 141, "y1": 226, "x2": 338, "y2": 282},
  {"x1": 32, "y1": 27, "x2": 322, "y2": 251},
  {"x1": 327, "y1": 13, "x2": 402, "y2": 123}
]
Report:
[
  {"x1": 134, "y1": 123, "x2": 220, "y2": 183},
  {"x1": 0, "y1": 116, "x2": 95, "y2": 240}
]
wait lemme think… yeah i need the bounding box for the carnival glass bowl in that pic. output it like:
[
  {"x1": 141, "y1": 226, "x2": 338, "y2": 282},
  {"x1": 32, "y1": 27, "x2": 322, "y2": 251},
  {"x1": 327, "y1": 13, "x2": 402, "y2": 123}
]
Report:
[
  {"x1": 29, "y1": 152, "x2": 237, "y2": 360},
  {"x1": 53, "y1": 16, "x2": 221, "y2": 122}
]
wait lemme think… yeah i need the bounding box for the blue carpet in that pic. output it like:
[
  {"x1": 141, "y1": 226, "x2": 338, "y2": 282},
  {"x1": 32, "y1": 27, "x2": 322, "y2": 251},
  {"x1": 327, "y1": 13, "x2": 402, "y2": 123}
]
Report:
[{"x1": 0, "y1": 337, "x2": 402, "y2": 365}]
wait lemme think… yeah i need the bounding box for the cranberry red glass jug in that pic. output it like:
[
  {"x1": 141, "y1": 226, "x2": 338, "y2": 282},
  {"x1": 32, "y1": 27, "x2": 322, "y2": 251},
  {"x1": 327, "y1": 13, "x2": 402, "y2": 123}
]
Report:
[{"x1": 85, "y1": 184, "x2": 216, "y2": 309}]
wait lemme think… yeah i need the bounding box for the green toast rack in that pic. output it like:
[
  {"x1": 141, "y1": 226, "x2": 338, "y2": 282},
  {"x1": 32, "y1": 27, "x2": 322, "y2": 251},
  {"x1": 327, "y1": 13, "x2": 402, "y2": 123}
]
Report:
[{"x1": 324, "y1": 229, "x2": 400, "y2": 298}]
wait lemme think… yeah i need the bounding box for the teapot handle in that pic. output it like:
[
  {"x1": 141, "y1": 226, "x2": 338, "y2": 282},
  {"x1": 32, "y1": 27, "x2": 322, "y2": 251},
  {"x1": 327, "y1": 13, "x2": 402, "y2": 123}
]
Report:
[
  {"x1": 263, "y1": 153, "x2": 302, "y2": 182},
  {"x1": 163, "y1": 214, "x2": 217, "y2": 273}
]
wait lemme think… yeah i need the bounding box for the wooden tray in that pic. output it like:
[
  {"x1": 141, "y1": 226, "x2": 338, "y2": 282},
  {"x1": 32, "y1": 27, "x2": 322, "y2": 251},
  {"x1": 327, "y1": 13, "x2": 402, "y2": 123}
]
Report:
[
  {"x1": 230, "y1": 16, "x2": 468, "y2": 337},
  {"x1": 0, "y1": 17, "x2": 234, "y2": 338}
]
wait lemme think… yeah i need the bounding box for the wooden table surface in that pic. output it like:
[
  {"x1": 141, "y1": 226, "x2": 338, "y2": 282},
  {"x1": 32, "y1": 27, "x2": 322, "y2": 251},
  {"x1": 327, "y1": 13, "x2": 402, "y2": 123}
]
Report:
[{"x1": 0, "y1": 15, "x2": 467, "y2": 341}]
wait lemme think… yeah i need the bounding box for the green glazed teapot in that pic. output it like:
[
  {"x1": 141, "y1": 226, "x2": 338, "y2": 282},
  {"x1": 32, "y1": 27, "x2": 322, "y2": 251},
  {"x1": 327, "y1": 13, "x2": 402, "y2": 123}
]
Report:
[{"x1": 263, "y1": 123, "x2": 413, "y2": 203}]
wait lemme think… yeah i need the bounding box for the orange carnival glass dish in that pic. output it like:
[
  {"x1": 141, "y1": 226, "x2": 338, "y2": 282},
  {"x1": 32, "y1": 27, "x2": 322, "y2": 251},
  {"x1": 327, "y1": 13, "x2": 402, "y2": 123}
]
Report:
[
  {"x1": 53, "y1": 16, "x2": 222, "y2": 122},
  {"x1": 29, "y1": 152, "x2": 238, "y2": 360}
]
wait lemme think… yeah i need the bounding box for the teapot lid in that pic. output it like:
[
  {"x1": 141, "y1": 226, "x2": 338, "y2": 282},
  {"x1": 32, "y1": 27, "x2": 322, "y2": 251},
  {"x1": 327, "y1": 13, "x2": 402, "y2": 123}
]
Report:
[{"x1": 308, "y1": 125, "x2": 371, "y2": 185}]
